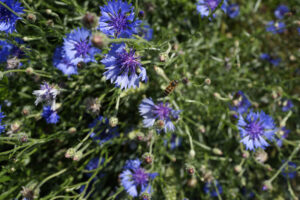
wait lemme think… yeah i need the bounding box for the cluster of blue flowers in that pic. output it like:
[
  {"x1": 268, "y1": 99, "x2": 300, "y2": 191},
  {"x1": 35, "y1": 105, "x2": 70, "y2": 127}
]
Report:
[
  {"x1": 265, "y1": 5, "x2": 290, "y2": 34},
  {"x1": 0, "y1": 0, "x2": 24, "y2": 33}
]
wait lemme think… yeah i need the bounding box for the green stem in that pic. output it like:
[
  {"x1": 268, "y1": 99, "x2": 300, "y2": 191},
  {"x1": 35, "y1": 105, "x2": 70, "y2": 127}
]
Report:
[{"x1": 36, "y1": 168, "x2": 68, "y2": 189}]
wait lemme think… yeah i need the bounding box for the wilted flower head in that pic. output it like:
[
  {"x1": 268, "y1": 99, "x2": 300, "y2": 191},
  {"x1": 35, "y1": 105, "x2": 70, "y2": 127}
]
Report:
[
  {"x1": 84, "y1": 97, "x2": 101, "y2": 114},
  {"x1": 203, "y1": 180, "x2": 223, "y2": 197},
  {"x1": 139, "y1": 98, "x2": 181, "y2": 133},
  {"x1": 120, "y1": 159, "x2": 158, "y2": 197},
  {"x1": 281, "y1": 99, "x2": 293, "y2": 112},
  {"x1": 237, "y1": 110, "x2": 277, "y2": 151},
  {"x1": 226, "y1": 4, "x2": 239, "y2": 18},
  {"x1": 0, "y1": 39, "x2": 24, "y2": 64},
  {"x1": 0, "y1": 106, "x2": 6, "y2": 134},
  {"x1": 88, "y1": 116, "x2": 119, "y2": 145},
  {"x1": 254, "y1": 149, "x2": 268, "y2": 163},
  {"x1": 53, "y1": 46, "x2": 77, "y2": 75},
  {"x1": 0, "y1": 0, "x2": 24, "y2": 33},
  {"x1": 98, "y1": 0, "x2": 141, "y2": 38},
  {"x1": 101, "y1": 43, "x2": 147, "y2": 90},
  {"x1": 196, "y1": 0, "x2": 227, "y2": 18},
  {"x1": 63, "y1": 27, "x2": 101, "y2": 65},
  {"x1": 42, "y1": 106, "x2": 60, "y2": 124},
  {"x1": 230, "y1": 91, "x2": 251, "y2": 115},
  {"x1": 266, "y1": 21, "x2": 286, "y2": 34},
  {"x1": 260, "y1": 53, "x2": 281, "y2": 66},
  {"x1": 33, "y1": 82, "x2": 59, "y2": 107},
  {"x1": 276, "y1": 127, "x2": 290, "y2": 147},
  {"x1": 138, "y1": 22, "x2": 153, "y2": 41},
  {"x1": 281, "y1": 161, "x2": 297, "y2": 179},
  {"x1": 274, "y1": 5, "x2": 289, "y2": 19}
]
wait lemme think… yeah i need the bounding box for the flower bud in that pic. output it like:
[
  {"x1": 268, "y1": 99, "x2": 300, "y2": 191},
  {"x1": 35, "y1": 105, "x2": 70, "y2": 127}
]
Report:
[
  {"x1": 46, "y1": 19, "x2": 54, "y2": 27},
  {"x1": 138, "y1": 11, "x2": 145, "y2": 18},
  {"x1": 140, "y1": 192, "x2": 150, "y2": 200},
  {"x1": 136, "y1": 132, "x2": 144, "y2": 141},
  {"x1": 73, "y1": 151, "x2": 83, "y2": 161},
  {"x1": 242, "y1": 151, "x2": 250, "y2": 158},
  {"x1": 82, "y1": 12, "x2": 99, "y2": 29},
  {"x1": 189, "y1": 149, "x2": 196, "y2": 158},
  {"x1": 27, "y1": 13, "x2": 37, "y2": 23},
  {"x1": 45, "y1": 9, "x2": 52, "y2": 15},
  {"x1": 109, "y1": 117, "x2": 118, "y2": 127},
  {"x1": 185, "y1": 165, "x2": 195, "y2": 175},
  {"x1": 204, "y1": 78, "x2": 211, "y2": 85},
  {"x1": 159, "y1": 54, "x2": 166, "y2": 62},
  {"x1": 68, "y1": 127, "x2": 77, "y2": 134},
  {"x1": 155, "y1": 120, "x2": 165, "y2": 129},
  {"x1": 65, "y1": 148, "x2": 76, "y2": 158},
  {"x1": 143, "y1": 153, "x2": 153, "y2": 164},
  {"x1": 22, "y1": 106, "x2": 31, "y2": 116},
  {"x1": 262, "y1": 181, "x2": 273, "y2": 191},
  {"x1": 182, "y1": 77, "x2": 189, "y2": 85},
  {"x1": 26, "y1": 67, "x2": 34, "y2": 75},
  {"x1": 11, "y1": 122, "x2": 21, "y2": 133},
  {"x1": 7, "y1": 57, "x2": 20, "y2": 69},
  {"x1": 234, "y1": 165, "x2": 242, "y2": 173},
  {"x1": 212, "y1": 148, "x2": 223, "y2": 155},
  {"x1": 19, "y1": 133, "x2": 28, "y2": 143},
  {"x1": 92, "y1": 32, "x2": 109, "y2": 48},
  {"x1": 187, "y1": 177, "x2": 197, "y2": 187},
  {"x1": 255, "y1": 150, "x2": 268, "y2": 163},
  {"x1": 21, "y1": 186, "x2": 34, "y2": 200}
]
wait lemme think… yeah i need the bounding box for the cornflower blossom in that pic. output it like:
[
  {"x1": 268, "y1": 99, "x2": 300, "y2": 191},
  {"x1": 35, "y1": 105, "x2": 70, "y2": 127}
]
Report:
[
  {"x1": 120, "y1": 159, "x2": 158, "y2": 198},
  {"x1": 0, "y1": 0, "x2": 24, "y2": 33},
  {"x1": 196, "y1": 0, "x2": 227, "y2": 18},
  {"x1": 266, "y1": 21, "x2": 286, "y2": 34},
  {"x1": 139, "y1": 98, "x2": 181, "y2": 133},
  {"x1": 63, "y1": 27, "x2": 101, "y2": 65},
  {"x1": 203, "y1": 180, "x2": 223, "y2": 197},
  {"x1": 281, "y1": 161, "x2": 297, "y2": 179},
  {"x1": 53, "y1": 46, "x2": 77, "y2": 75},
  {"x1": 98, "y1": 0, "x2": 141, "y2": 38},
  {"x1": 0, "y1": 106, "x2": 5, "y2": 134},
  {"x1": 230, "y1": 91, "x2": 251, "y2": 115},
  {"x1": 226, "y1": 4, "x2": 239, "y2": 18},
  {"x1": 276, "y1": 127, "x2": 290, "y2": 147},
  {"x1": 237, "y1": 110, "x2": 277, "y2": 151},
  {"x1": 281, "y1": 99, "x2": 293, "y2": 112},
  {"x1": 260, "y1": 53, "x2": 281, "y2": 66},
  {"x1": 42, "y1": 106, "x2": 60, "y2": 124},
  {"x1": 88, "y1": 116, "x2": 119, "y2": 145},
  {"x1": 0, "y1": 39, "x2": 24, "y2": 64},
  {"x1": 33, "y1": 82, "x2": 59, "y2": 107},
  {"x1": 101, "y1": 43, "x2": 147, "y2": 90},
  {"x1": 274, "y1": 5, "x2": 289, "y2": 19}
]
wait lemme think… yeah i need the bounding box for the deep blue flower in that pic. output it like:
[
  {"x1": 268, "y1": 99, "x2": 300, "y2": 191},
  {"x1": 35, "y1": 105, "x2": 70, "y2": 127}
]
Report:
[
  {"x1": 196, "y1": 0, "x2": 227, "y2": 18},
  {"x1": 98, "y1": 0, "x2": 141, "y2": 38},
  {"x1": 88, "y1": 116, "x2": 119, "y2": 145},
  {"x1": 281, "y1": 99, "x2": 293, "y2": 112},
  {"x1": 139, "y1": 98, "x2": 181, "y2": 133},
  {"x1": 281, "y1": 161, "x2": 297, "y2": 179},
  {"x1": 230, "y1": 91, "x2": 251, "y2": 115},
  {"x1": 297, "y1": 27, "x2": 300, "y2": 35},
  {"x1": 274, "y1": 5, "x2": 289, "y2": 19},
  {"x1": 138, "y1": 22, "x2": 153, "y2": 41},
  {"x1": 260, "y1": 53, "x2": 281, "y2": 66},
  {"x1": 0, "y1": 38, "x2": 24, "y2": 63},
  {"x1": 120, "y1": 159, "x2": 158, "y2": 197},
  {"x1": 0, "y1": 0, "x2": 24, "y2": 33},
  {"x1": 0, "y1": 106, "x2": 6, "y2": 134},
  {"x1": 276, "y1": 127, "x2": 290, "y2": 147},
  {"x1": 101, "y1": 43, "x2": 147, "y2": 90},
  {"x1": 42, "y1": 106, "x2": 60, "y2": 124},
  {"x1": 164, "y1": 134, "x2": 182, "y2": 150},
  {"x1": 63, "y1": 27, "x2": 101, "y2": 65},
  {"x1": 226, "y1": 4, "x2": 239, "y2": 18},
  {"x1": 237, "y1": 110, "x2": 277, "y2": 151},
  {"x1": 53, "y1": 46, "x2": 78, "y2": 75},
  {"x1": 203, "y1": 180, "x2": 223, "y2": 197},
  {"x1": 266, "y1": 21, "x2": 286, "y2": 34}
]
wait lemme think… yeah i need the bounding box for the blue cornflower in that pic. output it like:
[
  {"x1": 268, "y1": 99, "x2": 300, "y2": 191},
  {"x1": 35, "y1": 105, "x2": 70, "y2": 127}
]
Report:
[
  {"x1": 139, "y1": 98, "x2": 181, "y2": 133},
  {"x1": 0, "y1": 0, "x2": 24, "y2": 33},
  {"x1": 0, "y1": 106, "x2": 6, "y2": 134},
  {"x1": 281, "y1": 161, "x2": 297, "y2": 179},
  {"x1": 101, "y1": 43, "x2": 147, "y2": 90},
  {"x1": 98, "y1": 0, "x2": 141, "y2": 38},
  {"x1": 281, "y1": 99, "x2": 293, "y2": 112},
  {"x1": 203, "y1": 180, "x2": 223, "y2": 197},
  {"x1": 274, "y1": 5, "x2": 289, "y2": 19},
  {"x1": 226, "y1": 4, "x2": 239, "y2": 18},
  {"x1": 53, "y1": 46, "x2": 77, "y2": 75},
  {"x1": 164, "y1": 134, "x2": 182, "y2": 150},
  {"x1": 230, "y1": 91, "x2": 251, "y2": 115},
  {"x1": 42, "y1": 106, "x2": 60, "y2": 124},
  {"x1": 33, "y1": 82, "x2": 59, "y2": 107},
  {"x1": 297, "y1": 27, "x2": 300, "y2": 35},
  {"x1": 260, "y1": 53, "x2": 281, "y2": 66},
  {"x1": 196, "y1": 0, "x2": 227, "y2": 18},
  {"x1": 0, "y1": 38, "x2": 24, "y2": 63},
  {"x1": 266, "y1": 21, "x2": 286, "y2": 34},
  {"x1": 276, "y1": 127, "x2": 290, "y2": 147},
  {"x1": 88, "y1": 116, "x2": 119, "y2": 145},
  {"x1": 120, "y1": 159, "x2": 158, "y2": 197},
  {"x1": 138, "y1": 22, "x2": 153, "y2": 41},
  {"x1": 237, "y1": 110, "x2": 277, "y2": 151},
  {"x1": 63, "y1": 27, "x2": 101, "y2": 65}
]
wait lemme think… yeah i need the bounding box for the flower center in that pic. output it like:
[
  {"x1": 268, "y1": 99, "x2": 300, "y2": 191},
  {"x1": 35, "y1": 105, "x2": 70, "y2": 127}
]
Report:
[
  {"x1": 0, "y1": 5, "x2": 13, "y2": 23},
  {"x1": 74, "y1": 39, "x2": 90, "y2": 57},
  {"x1": 246, "y1": 121, "x2": 264, "y2": 140},
  {"x1": 153, "y1": 103, "x2": 171, "y2": 120},
  {"x1": 109, "y1": 13, "x2": 129, "y2": 36},
  {"x1": 116, "y1": 49, "x2": 140, "y2": 74},
  {"x1": 132, "y1": 168, "x2": 149, "y2": 185},
  {"x1": 205, "y1": 0, "x2": 219, "y2": 10}
]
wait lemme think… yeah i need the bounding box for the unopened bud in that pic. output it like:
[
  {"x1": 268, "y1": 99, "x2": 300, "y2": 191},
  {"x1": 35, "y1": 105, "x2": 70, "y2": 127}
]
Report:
[
  {"x1": 22, "y1": 106, "x2": 31, "y2": 115},
  {"x1": 73, "y1": 151, "x2": 83, "y2": 161},
  {"x1": 143, "y1": 153, "x2": 153, "y2": 164},
  {"x1": 262, "y1": 181, "x2": 273, "y2": 191},
  {"x1": 27, "y1": 13, "x2": 37, "y2": 23},
  {"x1": 26, "y1": 67, "x2": 34, "y2": 74},
  {"x1": 19, "y1": 133, "x2": 28, "y2": 143},
  {"x1": 68, "y1": 127, "x2": 77, "y2": 134},
  {"x1": 138, "y1": 11, "x2": 145, "y2": 18},
  {"x1": 185, "y1": 165, "x2": 195, "y2": 175},
  {"x1": 46, "y1": 19, "x2": 54, "y2": 27},
  {"x1": 109, "y1": 117, "x2": 118, "y2": 127},
  {"x1": 140, "y1": 192, "x2": 150, "y2": 200},
  {"x1": 136, "y1": 132, "x2": 144, "y2": 141},
  {"x1": 242, "y1": 151, "x2": 250, "y2": 158},
  {"x1": 82, "y1": 12, "x2": 98, "y2": 29},
  {"x1": 255, "y1": 150, "x2": 268, "y2": 163},
  {"x1": 159, "y1": 54, "x2": 166, "y2": 62},
  {"x1": 65, "y1": 148, "x2": 76, "y2": 158},
  {"x1": 213, "y1": 92, "x2": 221, "y2": 99},
  {"x1": 92, "y1": 33, "x2": 109, "y2": 48},
  {"x1": 155, "y1": 120, "x2": 165, "y2": 129},
  {"x1": 11, "y1": 122, "x2": 21, "y2": 133},
  {"x1": 187, "y1": 177, "x2": 197, "y2": 187},
  {"x1": 199, "y1": 125, "x2": 206, "y2": 133},
  {"x1": 204, "y1": 78, "x2": 211, "y2": 85},
  {"x1": 234, "y1": 165, "x2": 242, "y2": 173},
  {"x1": 189, "y1": 149, "x2": 196, "y2": 158},
  {"x1": 46, "y1": 9, "x2": 52, "y2": 15},
  {"x1": 212, "y1": 148, "x2": 223, "y2": 155},
  {"x1": 182, "y1": 77, "x2": 189, "y2": 84}
]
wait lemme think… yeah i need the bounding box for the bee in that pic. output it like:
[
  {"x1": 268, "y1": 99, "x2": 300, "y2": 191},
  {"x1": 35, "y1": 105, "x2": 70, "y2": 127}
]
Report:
[{"x1": 163, "y1": 80, "x2": 179, "y2": 96}]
